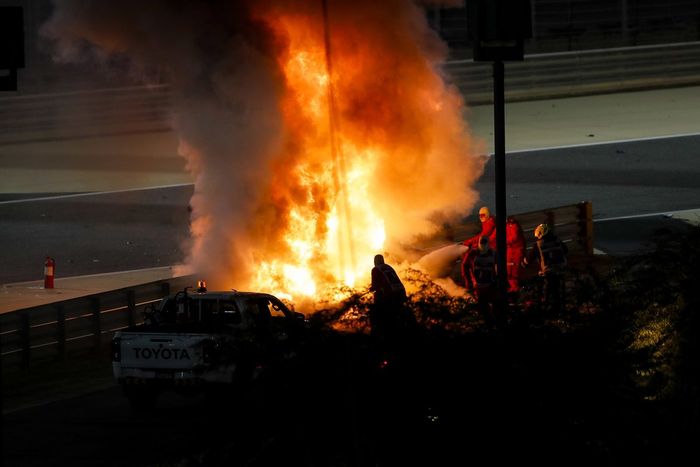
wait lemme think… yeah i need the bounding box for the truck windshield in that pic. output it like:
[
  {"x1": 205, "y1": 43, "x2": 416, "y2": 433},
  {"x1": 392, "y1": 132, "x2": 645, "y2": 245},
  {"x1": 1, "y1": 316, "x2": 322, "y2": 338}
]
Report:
[{"x1": 155, "y1": 296, "x2": 242, "y2": 327}]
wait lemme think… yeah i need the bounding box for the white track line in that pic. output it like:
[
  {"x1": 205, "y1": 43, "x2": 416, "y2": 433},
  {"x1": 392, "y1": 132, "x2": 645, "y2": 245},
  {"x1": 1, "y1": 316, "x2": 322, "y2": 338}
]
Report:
[
  {"x1": 2, "y1": 265, "x2": 189, "y2": 288},
  {"x1": 0, "y1": 183, "x2": 194, "y2": 205},
  {"x1": 505, "y1": 132, "x2": 700, "y2": 155},
  {"x1": 595, "y1": 208, "x2": 700, "y2": 222}
]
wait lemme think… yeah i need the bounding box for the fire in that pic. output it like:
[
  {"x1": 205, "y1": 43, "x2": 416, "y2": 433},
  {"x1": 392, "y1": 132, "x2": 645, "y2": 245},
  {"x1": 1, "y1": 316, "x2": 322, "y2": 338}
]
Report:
[
  {"x1": 41, "y1": 0, "x2": 484, "y2": 306},
  {"x1": 245, "y1": 3, "x2": 482, "y2": 303},
  {"x1": 249, "y1": 10, "x2": 393, "y2": 300}
]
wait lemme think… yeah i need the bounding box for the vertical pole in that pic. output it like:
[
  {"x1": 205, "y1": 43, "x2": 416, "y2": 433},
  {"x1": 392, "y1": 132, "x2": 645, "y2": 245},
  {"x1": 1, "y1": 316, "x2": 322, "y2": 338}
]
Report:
[
  {"x1": 621, "y1": 0, "x2": 629, "y2": 45},
  {"x1": 530, "y1": 0, "x2": 537, "y2": 50},
  {"x1": 56, "y1": 304, "x2": 65, "y2": 358},
  {"x1": 322, "y1": 0, "x2": 356, "y2": 280},
  {"x1": 20, "y1": 311, "x2": 30, "y2": 368},
  {"x1": 91, "y1": 297, "x2": 101, "y2": 352},
  {"x1": 493, "y1": 60, "x2": 508, "y2": 304},
  {"x1": 579, "y1": 201, "x2": 594, "y2": 256},
  {"x1": 126, "y1": 290, "x2": 136, "y2": 328}
]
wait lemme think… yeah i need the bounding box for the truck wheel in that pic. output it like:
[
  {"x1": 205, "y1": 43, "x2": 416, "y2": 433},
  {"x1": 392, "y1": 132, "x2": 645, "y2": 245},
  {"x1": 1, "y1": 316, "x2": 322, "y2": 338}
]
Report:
[{"x1": 123, "y1": 386, "x2": 158, "y2": 411}]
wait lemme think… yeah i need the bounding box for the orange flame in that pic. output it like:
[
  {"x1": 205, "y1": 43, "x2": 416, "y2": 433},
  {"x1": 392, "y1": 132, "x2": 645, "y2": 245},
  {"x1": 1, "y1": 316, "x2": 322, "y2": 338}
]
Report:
[
  {"x1": 252, "y1": 28, "x2": 387, "y2": 298},
  {"x1": 242, "y1": 3, "x2": 483, "y2": 304},
  {"x1": 39, "y1": 0, "x2": 483, "y2": 308}
]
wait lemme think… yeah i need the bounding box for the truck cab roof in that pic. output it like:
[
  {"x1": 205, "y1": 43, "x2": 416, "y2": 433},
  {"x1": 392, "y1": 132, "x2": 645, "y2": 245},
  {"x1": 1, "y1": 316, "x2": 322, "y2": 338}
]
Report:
[{"x1": 144, "y1": 289, "x2": 301, "y2": 332}]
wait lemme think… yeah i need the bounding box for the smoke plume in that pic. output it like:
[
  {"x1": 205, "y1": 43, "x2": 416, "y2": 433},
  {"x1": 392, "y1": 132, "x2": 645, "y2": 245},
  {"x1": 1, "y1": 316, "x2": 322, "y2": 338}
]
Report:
[{"x1": 42, "y1": 0, "x2": 483, "y2": 299}]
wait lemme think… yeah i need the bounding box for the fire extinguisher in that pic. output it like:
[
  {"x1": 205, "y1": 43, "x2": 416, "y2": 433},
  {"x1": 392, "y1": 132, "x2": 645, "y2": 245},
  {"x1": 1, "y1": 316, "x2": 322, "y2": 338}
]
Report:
[{"x1": 44, "y1": 256, "x2": 55, "y2": 289}]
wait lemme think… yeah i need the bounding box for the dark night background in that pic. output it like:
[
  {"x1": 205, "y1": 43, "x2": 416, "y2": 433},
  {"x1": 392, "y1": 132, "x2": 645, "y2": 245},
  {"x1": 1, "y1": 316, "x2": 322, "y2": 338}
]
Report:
[{"x1": 2, "y1": 1, "x2": 700, "y2": 466}]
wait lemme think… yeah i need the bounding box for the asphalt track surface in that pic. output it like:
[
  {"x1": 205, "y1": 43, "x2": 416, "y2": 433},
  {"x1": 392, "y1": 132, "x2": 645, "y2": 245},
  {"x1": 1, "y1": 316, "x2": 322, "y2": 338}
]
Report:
[
  {"x1": 1, "y1": 134, "x2": 699, "y2": 284},
  {"x1": 475, "y1": 133, "x2": 700, "y2": 219},
  {"x1": 0, "y1": 185, "x2": 191, "y2": 284}
]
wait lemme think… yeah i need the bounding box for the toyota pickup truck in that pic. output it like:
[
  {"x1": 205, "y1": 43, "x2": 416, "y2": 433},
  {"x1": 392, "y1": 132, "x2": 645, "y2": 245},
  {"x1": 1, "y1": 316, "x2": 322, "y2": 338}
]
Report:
[{"x1": 111, "y1": 284, "x2": 307, "y2": 409}]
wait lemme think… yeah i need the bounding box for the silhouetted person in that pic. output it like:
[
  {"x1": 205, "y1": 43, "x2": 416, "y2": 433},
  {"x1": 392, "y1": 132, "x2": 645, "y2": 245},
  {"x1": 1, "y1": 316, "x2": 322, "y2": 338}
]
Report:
[
  {"x1": 369, "y1": 254, "x2": 408, "y2": 348},
  {"x1": 463, "y1": 236, "x2": 498, "y2": 328},
  {"x1": 524, "y1": 223, "x2": 568, "y2": 316}
]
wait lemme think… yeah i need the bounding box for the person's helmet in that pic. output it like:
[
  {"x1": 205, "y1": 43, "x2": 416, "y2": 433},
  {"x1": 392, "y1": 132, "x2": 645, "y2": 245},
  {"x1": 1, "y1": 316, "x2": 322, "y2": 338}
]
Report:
[
  {"x1": 506, "y1": 216, "x2": 516, "y2": 224},
  {"x1": 478, "y1": 236, "x2": 489, "y2": 253},
  {"x1": 478, "y1": 206, "x2": 490, "y2": 222},
  {"x1": 534, "y1": 223, "x2": 550, "y2": 240},
  {"x1": 374, "y1": 254, "x2": 385, "y2": 266}
]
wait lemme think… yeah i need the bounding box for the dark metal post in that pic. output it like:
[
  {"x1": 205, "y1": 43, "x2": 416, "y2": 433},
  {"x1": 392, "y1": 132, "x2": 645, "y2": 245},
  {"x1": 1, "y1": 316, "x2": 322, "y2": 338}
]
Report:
[
  {"x1": 56, "y1": 305, "x2": 65, "y2": 358},
  {"x1": 493, "y1": 60, "x2": 508, "y2": 303},
  {"x1": 126, "y1": 290, "x2": 136, "y2": 328},
  {"x1": 91, "y1": 297, "x2": 101, "y2": 351},
  {"x1": 621, "y1": 0, "x2": 629, "y2": 45},
  {"x1": 20, "y1": 311, "x2": 30, "y2": 368},
  {"x1": 579, "y1": 201, "x2": 594, "y2": 256},
  {"x1": 471, "y1": 1, "x2": 530, "y2": 312}
]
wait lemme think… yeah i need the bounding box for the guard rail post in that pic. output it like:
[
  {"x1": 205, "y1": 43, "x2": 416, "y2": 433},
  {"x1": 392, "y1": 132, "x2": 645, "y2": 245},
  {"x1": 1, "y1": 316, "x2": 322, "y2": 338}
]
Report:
[
  {"x1": 1, "y1": 275, "x2": 197, "y2": 371},
  {"x1": 579, "y1": 201, "x2": 594, "y2": 255},
  {"x1": 20, "y1": 311, "x2": 30, "y2": 368},
  {"x1": 126, "y1": 290, "x2": 136, "y2": 328},
  {"x1": 56, "y1": 304, "x2": 66, "y2": 358},
  {"x1": 91, "y1": 297, "x2": 101, "y2": 352},
  {"x1": 546, "y1": 210, "x2": 556, "y2": 232}
]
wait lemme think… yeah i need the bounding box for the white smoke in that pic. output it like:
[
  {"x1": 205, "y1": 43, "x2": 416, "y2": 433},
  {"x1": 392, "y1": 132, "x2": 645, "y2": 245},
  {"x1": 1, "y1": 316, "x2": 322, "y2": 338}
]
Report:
[
  {"x1": 41, "y1": 0, "x2": 288, "y2": 288},
  {"x1": 41, "y1": 0, "x2": 483, "y2": 294}
]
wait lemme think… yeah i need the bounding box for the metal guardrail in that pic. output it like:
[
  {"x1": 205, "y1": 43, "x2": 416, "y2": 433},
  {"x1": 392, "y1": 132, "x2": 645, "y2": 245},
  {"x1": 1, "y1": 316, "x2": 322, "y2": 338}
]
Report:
[
  {"x1": 513, "y1": 201, "x2": 593, "y2": 257},
  {"x1": 0, "y1": 85, "x2": 172, "y2": 145},
  {"x1": 436, "y1": 201, "x2": 594, "y2": 284},
  {"x1": 442, "y1": 41, "x2": 700, "y2": 105},
  {"x1": 402, "y1": 199, "x2": 594, "y2": 281},
  {"x1": 414, "y1": 201, "x2": 593, "y2": 257},
  {"x1": 0, "y1": 274, "x2": 196, "y2": 370},
  {"x1": 0, "y1": 44, "x2": 698, "y2": 144},
  {"x1": 0, "y1": 203, "x2": 592, "y2": 370}
]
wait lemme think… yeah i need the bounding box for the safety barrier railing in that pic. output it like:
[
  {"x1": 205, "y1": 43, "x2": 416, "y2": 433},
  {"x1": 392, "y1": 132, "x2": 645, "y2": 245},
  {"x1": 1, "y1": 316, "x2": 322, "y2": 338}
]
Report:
[
  {"x1": 513, "y1": 201, "x2": 593, "y2": 257},
  {"x1": 442, "y1": 41, "x2": 700, "y2": 105},
  {"x1": 0, "y1": 85, "x2": 172, "y2": 145},
  {"x1": 0, "y1": 274, "x2": 196, "y2": 370},
  {"x1": 414, "y1": 201, "x2": 593, "y2": 257},
  {"x1": 413, "y1": 201, "x2": 593, "y2": 284},
  {"x1": 0, "y1": 43, "x2": 699, "y2": 145},
  {"x1": 0, "y1": 204, "x2": 592, "y2": 370}
]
